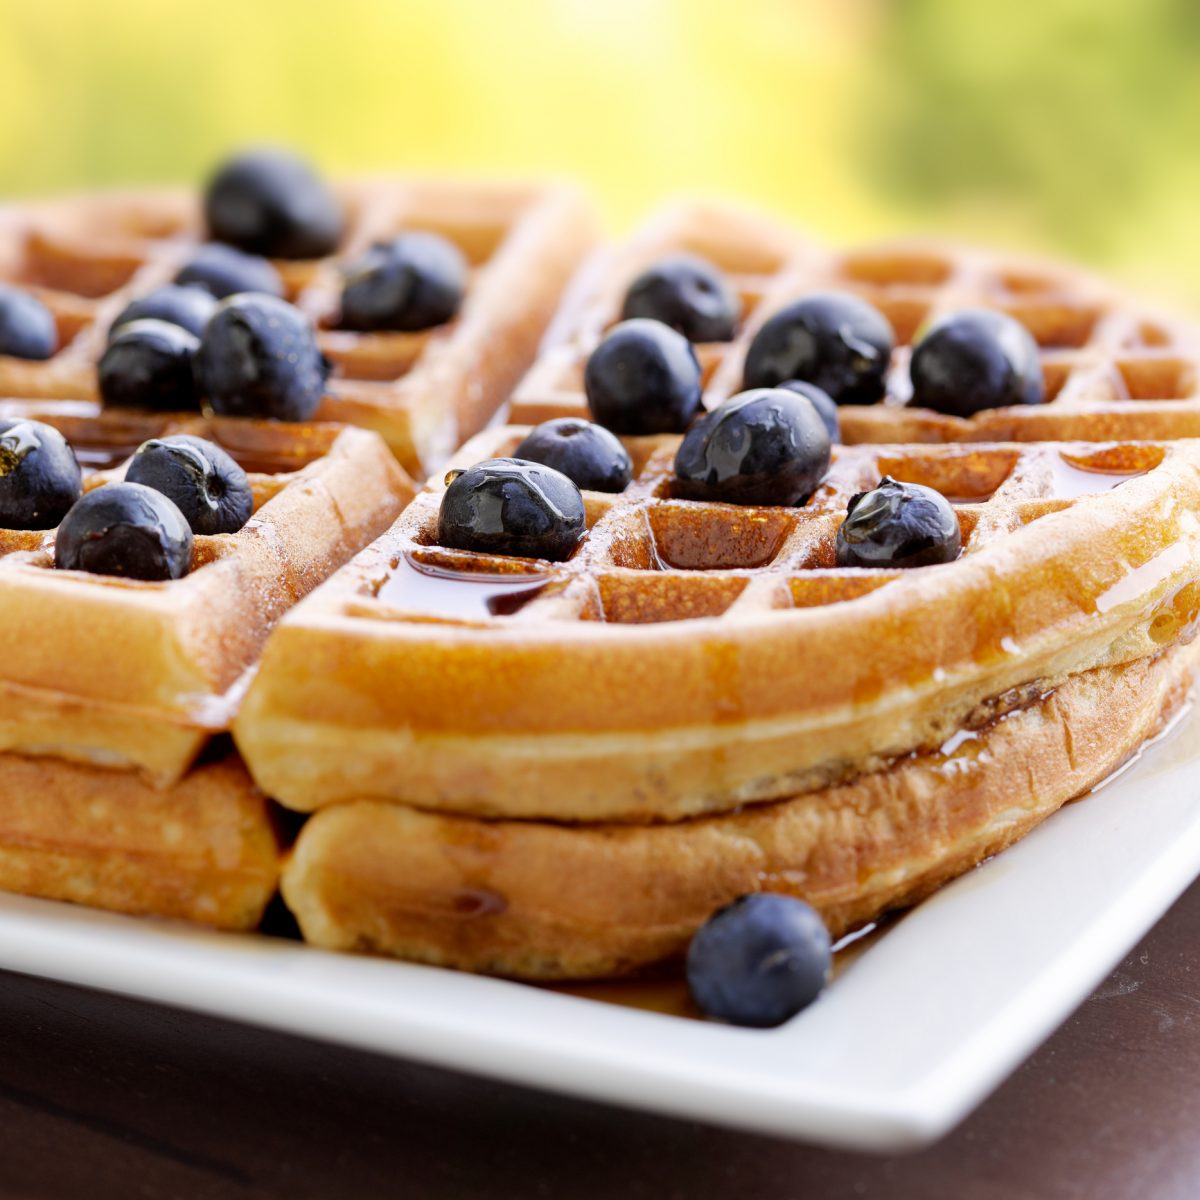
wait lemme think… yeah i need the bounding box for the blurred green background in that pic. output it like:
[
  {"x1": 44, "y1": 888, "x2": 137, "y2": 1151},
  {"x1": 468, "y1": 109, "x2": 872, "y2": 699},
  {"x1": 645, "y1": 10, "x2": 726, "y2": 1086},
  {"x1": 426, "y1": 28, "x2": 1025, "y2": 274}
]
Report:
[{"x1": 3, "y1": 0, "x2": 1198, "y2": 305}]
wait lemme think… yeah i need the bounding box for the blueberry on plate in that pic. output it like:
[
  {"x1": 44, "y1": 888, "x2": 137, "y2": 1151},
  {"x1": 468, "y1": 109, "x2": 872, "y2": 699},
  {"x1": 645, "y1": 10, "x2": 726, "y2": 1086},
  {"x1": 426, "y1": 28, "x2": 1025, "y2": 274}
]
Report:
[
  {"x1": 203, "y1": 147, "x2": 343, "y2": 260},
  {"x1": 195, "y1": 295, "x2": 329, "y2": 422},
  {"x1": 686, "y1": 893, "x2": 832, "y2": 1028},
  {"x1": 340, "y1": 233, "x2": 468, "y2": 332},
  {"x1": 776, "y1": 379, "x2": 840, "y2": 442},
  {"x1": 835, "y1": 476, "x2": 961, "y2": 568},
  {"x1": 673, "y1": 388, "x2": 831, "y2": 507},
  {"x1": 109, "y1": 285, "x2": 217, "y2": 341},
  {"x1": 438, "y1": 457, "x2": 585, "y2": 562},
  {"x1": 0, "y1": 285, "x2": 57, "y2": 360},
  {"x1": 909, "y1": 309, "x2": 1044, "y2": 417},
  {"x1": 513, "y1": 418, "x2": 633, "y2": 493},
  {"x1": 55, "y1": 482, "x2": 193, "y2": 581},
  {"x1": 743, "y1": 292, "x2": 894, "y2": 406},
  {"x1": 0, "y1": 418, "x2": 82, "y2": 529},
  {"x1": 98, "y1": 319, "x2": 200, "y2": 412},
  {"x1": 620, "y1": 253, "x2": 739, "y2": 343},
  {"x1": 584, "y1": 319, "x2": 703, "y2": 435},
  {"x1": 125, "y1": 435, "x2": 253, "y2": 535},
  {"x1": 175, "y1": 243, "x2": 284, "y2": 300}
]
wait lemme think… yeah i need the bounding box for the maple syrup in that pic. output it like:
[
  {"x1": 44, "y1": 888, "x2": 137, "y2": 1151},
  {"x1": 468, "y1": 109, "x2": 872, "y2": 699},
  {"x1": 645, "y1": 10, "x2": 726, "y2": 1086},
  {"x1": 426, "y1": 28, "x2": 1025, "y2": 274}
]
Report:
[
  {"x1": 1048, "y1": 454, "x2": 1146, "y2": 499},
  {"x1": 375, "y1": 553, "x2": 550, "y2": 621}
]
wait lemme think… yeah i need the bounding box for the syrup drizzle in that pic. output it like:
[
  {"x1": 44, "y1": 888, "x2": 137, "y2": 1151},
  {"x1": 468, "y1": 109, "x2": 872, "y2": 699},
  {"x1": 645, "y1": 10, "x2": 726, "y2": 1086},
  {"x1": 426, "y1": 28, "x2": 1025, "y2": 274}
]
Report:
[
  {"x1": 375, "y1": 553, "x2": 550, "y2": 621},
  {"x1": 1047, "y1": 454, "x2": 1146, "y2": 500}
]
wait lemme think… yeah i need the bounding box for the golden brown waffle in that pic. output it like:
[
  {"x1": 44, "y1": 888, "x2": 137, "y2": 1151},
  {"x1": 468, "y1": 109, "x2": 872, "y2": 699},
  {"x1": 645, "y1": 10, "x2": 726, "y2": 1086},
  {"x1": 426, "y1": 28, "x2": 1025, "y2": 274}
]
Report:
[
  {"x1": 282, "y1": 641, "x2": 1196, "y2": 979},
  {"x1": 0, "y1": 750, "x2": 279, "y2": 931},
  {"x1": 234, "y1": 423, "x2": 1200, "y2": 822},
  {"x1": 0, "y1": 403, "x2": 413, "y2": 787},
  {"x1": 509, "y1": 202, "x2": 1200, "y2": 443},
  {"x1": 0, "y1": 179, "x2": 597, "y2": 474}
]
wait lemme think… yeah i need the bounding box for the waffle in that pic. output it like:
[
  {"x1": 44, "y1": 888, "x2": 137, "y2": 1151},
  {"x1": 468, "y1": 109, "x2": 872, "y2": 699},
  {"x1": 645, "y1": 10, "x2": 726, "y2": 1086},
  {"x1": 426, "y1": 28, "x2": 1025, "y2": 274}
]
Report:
[
  {"x1": 281, "y1": 640, "x2": 1197, "y2": 978},
  {"x1": 0, "y1": 403, "x2": 412, "y2": 786},
  {"x1": 234, "y1": 424, "x2": 1200, "y2": 823},
  {"x1": 0, "y1": 179, "x2": 597, "y2": 474},
  {"x1": 509, "y1": 203, "x2": 1200, "y2": 444},
  {"x1": 0, "y1": 404, "x2": 412, "y2": 929}
]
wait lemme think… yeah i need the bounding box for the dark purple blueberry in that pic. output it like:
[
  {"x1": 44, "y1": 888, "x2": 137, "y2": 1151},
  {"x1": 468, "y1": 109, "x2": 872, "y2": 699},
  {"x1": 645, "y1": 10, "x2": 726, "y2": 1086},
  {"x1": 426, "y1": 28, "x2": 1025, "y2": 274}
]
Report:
[
  {"x1": 109, "y1": 285, "x2": 217, "y2": 341},
  {"x1": 909, "y1": 310, "x2": 1044, "y2": 417},
  {"x1": 776, "y1": 380, "x2": 840, "y2": 442},
  {"x1": 125, "y1": 435, "x2": 253, "y2": 535},
  {"x1": 673, "y1": 388, "x2": 831, "y2": 506},
  {"x1": 620, "y1": 254, "x2": 739, "y2": 343},
  {"x1": 175, "y1": 243, "x2": 284, "y2": 300},
  {"x1": 584, "y1": 319, "x2": 702, "y2": 435},
  {"x1": 195, "y1": 295, "x2": 329, "y2": 422},
  {"x1": 438, "y1": 457, "x2": 585, "y2": 562},
  {"x1": 203, "y1": 148, "x2": 343, "y2": 260},
  {"x1": 98, "y1": 319, "x2": 200, "y2": 412},
  {"x1": 743, "y1": 293, "x2": 894, "y2": 406},
  {"x1": 686, "y1": 893, "x2": 832, "y2": 1028},
  {"x1": 0, "y1": 418, "x2": 82, "y2": 529},
  {"x1": 340, "y1": 233, "x2": 467, "y2": 332},
  {"x1": 55, "y1": 482, "x2": 193, "y2": 580},
  {"x1": 835, "y1": 476, "x2": 961, "y2": 568},
  {"x1": 0, "y1": 286, "x2": 57, "y2": 360},
  {"x1": 513, "y1": 418, "x2": 632, "y2": 493}
]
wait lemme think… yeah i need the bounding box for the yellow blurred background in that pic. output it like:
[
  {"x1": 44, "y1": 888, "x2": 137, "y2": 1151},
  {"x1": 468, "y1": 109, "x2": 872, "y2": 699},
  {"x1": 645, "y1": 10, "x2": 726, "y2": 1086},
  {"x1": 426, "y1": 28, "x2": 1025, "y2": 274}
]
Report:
[{"x1": 3, "y1": 0, "x2": 1199, "y2": 305}]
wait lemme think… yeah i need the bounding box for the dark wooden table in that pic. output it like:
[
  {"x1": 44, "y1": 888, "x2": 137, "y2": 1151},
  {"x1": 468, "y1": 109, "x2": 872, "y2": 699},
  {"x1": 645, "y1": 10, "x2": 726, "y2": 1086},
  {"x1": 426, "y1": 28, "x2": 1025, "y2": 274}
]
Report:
[{"x1": 1, "y1": 878, "x2": 1199, "y2": 1200}]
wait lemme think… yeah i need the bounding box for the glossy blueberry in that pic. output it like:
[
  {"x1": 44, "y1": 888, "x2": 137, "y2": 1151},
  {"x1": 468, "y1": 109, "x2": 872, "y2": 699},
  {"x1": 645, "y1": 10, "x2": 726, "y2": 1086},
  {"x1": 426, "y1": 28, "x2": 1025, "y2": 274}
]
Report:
[
  {"x1": 203, "y1": 148, "x2": 343, "y2": 260},
  {"x1": 673, "y1": 388, "x2": 831, "y2": 507},
  {"x1": 125, "y1": 435, "x2": 253, "y2": 535},
  {"x1": 109, "y1": 285, "x2": 217, "y2": 341},
  {"x1": 0, "y1": 285, "x2": 57, "y2": 360},
  {"x1": 340, "y1": 233, "x2": 467, "y2": 332},
  {"x1": 686, "y1": 893, "x2": 832, "y2": 1028},
  {"x1": 438, "y1": 457, "x2": 585, "y2": 562},
  {"x1": 513, "y1": 418, "x2": 632, "y2": 494},
  {"x1": 584, "y1": 319, "x2": 702, "y2": 435},
  {"x1": 98, "y1": 319, "x2": 200, "y2": 412},
  {"x1": 0, "y1": 419, "x2": 82, "y2": 530},
  {"x1": 620, "y1": 254, "x2": 739, "y2": 343},
  {"x1": 909, "y1": 309, "x2": 1044, "y2": 417},
  {"x1": 55, "y1": 482, "x2": 193, "y2": 581},
  {"x1": 776, "y1": 379, "x2": 840, "y2": 442},
  {"x1": 195, "y1": 295, "x2": 329, "y2": 422},
  {"x1": 835, "y1": 476, "x2": 961, "y2": 569},
  {"x1": 743, "y1": 292, "x2": 894, "y2": 406},
  {"x1": 175, "y1": 243, "x2": 284, "y2": 300}
]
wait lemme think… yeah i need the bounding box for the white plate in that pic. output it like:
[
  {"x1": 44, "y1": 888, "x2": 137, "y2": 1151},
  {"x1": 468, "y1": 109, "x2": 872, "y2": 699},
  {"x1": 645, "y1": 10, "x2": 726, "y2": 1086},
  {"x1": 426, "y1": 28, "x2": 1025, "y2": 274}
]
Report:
[{"x1": 1, "y1": 704, "x2": 1198, "y2": 1152}]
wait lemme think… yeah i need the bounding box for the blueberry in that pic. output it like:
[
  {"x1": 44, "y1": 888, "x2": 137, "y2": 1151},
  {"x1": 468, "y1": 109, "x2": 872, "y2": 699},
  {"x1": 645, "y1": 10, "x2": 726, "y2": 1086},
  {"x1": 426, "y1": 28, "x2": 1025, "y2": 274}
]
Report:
[
  {"x1": 55, "y1": 482, "x2": 193, "y2": 581},
  {"x1": 835, "y1": 476, "x2": 961, "y2": 569},
  {"x1": 195, "y1": 295, "x2": 329, "y2": 422},
  {"x1": 0, "y1": 285, "x2": 57, "y2": 360},
  {"x1": 0, "y1": 419, "x2": 82, "y2": 530},
  {"x1": 203, "y1": 148, "x2": 343, "y2": 260},
  {"x1": 673, "y1": 388, "x2": 831, "y2": 507},
  {"x1": 513, "y1": 418, "x2": 632, "y2": 493},
  {"x1": 620, "y1": 254, "x2": 739, "y2": 343},
  {"x1": 743, "y1": 293, "x2": 894, "y2": 406},
  {"x1": 340, "y1": 233, "x2": 467, "y2": 332},
  {"x1": 175, "y1": 243, "x2": 284, "y2": 300},
  {"x1": 438, "y1": 458, "x2": 585, "y2": 562},
  {"x1": 686, "y1": 893, "x2": 832, "y2": 1028},
  {"x1": 109, "y1": 285, "x2": 217, "y2": 341},
  {"x1": 584, "y1": 319, "x2": 702, "y2": 435},
  {"x1": 125, "y1": 435, "x2": 253, "y2": 535},
  {"x1": 98, "y1": 319, "x2": 200, "y2": 412},
  {"x1": 776, "y1": 380, "x2": 840, "y2": 442},
  {"x1": 909, "y1": 310, "x2": 1044, "y2": 417}
]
